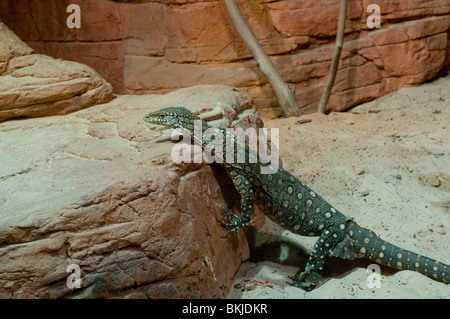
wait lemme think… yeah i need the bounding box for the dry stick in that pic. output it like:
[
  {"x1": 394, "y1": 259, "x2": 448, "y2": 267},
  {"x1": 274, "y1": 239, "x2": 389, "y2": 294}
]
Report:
[
  {"x1": 317, "y1": 0, "x2": 348, "y2": 114},
  {"x1": 223, "y1": 0, "x2": 301, "y2": 117}
]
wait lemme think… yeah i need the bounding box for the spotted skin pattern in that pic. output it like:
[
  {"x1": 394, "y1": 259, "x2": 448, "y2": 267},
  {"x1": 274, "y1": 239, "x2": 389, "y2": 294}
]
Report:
[{"x1": 144, "y1": 107, "x2": 449, "y2": 291}]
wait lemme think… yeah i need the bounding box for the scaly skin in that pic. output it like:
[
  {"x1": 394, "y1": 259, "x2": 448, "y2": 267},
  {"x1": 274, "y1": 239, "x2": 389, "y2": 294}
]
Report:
[{"x1": 143, "y1": 107, "x2": 449, "y2": 291}]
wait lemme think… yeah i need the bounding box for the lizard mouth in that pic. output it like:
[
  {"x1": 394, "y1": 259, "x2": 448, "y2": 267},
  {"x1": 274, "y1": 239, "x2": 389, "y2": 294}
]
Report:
[{"x1": 143, "y1": 114, "x2": 166, "y2": 125}]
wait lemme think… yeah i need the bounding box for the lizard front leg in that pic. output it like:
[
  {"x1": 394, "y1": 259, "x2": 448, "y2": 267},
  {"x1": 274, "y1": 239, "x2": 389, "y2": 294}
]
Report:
[{"x1": 218, "y1": 173, "x2": 255, "y2": 236}]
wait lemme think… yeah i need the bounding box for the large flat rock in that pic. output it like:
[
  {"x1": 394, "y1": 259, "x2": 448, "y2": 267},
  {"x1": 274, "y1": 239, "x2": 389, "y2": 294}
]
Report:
[{"x1": 0, "y1": 84, "x2": 263, "y2": 298}]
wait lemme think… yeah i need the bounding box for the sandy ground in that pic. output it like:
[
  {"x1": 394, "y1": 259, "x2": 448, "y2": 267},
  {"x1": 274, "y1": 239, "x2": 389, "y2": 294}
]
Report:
[{"x1": 227, "y1": 75, "x2": 450, "y2": 299}]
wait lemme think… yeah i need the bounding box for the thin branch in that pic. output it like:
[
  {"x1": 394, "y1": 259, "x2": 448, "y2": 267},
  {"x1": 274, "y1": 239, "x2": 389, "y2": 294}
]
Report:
[
  {"x1": 318, "y1": 0, "x2": 348, "y2": 114},
  {"x1": 223, "y1": 0, "x2": 301, "y2": 117}
]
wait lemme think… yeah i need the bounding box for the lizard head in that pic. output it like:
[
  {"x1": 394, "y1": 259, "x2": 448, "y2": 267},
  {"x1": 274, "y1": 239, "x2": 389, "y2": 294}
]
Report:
[{"x1": 143, "y1": 107, "x2": 201, "y2": 129}]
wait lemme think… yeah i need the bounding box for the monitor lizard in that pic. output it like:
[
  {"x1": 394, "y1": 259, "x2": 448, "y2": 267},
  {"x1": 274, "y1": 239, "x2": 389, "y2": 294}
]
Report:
[{"x1": 143, "y1": 106, "x2": 449, "y2": 291}]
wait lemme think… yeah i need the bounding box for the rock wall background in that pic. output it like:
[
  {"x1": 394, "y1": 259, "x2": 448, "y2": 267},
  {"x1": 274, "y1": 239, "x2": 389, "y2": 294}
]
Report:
[{"x1": 0, "y1": 0, "x2": 449, "y2": 116}]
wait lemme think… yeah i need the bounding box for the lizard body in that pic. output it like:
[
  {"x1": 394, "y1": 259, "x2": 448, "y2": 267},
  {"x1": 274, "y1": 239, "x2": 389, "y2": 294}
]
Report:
[{"x1": 143, "y1": 107, "x2": 449, "y2": 290}]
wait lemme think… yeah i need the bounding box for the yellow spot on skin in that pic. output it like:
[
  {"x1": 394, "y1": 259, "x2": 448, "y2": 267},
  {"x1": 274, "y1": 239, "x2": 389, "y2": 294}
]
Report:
[
  {"x1": 397, "y1": 262, "x2": 402, "y2": 268},
  {"x1": 415, "y1": 263, "x2": 420, "y2": 268},
  {"x1": 325, "y1": 212, "x2": 332, "y2": 218},
  {"x1": 288, "y1": 187, "x2": 293, "y2": 194},
  {"x1": 381, "y1": 245, "x2": 386, "y2": 250},
  {"x1": 397, "y1": 254, "x2": 402, "y2": 259},
  {"x1": 379, "y1": 252, "x2": 384, "y2": 258},
  {"x1": 349, "y1": 231, "x2": 353, "y2": 236},
  {"x1": 360, "y1": 247, "x2": 366, "y2": 254},
  {"x1": 364, "y1": 238, "x2": 369, "y2": 244},
  {"x1": 331, "y1": 208, "x2": 336, "y2": 213},
  {"x1": 339, "y1": 224, "x2": 345, "y2": 230}
]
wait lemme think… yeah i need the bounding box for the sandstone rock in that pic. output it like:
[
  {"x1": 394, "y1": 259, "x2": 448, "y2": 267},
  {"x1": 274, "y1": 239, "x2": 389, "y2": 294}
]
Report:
[
  {"x1": 0, "y1": 84, "x2": 264, "y2": 298},
  {"x1": 0, "y1": 19, "x2": 33, "y2": 63},
  {"x1": 35, "y1": 41, "x2": 125, "y2": 93},
  {"x1": 268, "y1": 0, "x2": 363, "y2": 38},
  {"x1": 121, "y1": 2, "x2": 168, "y2": 57},
  {"x1": 163, "y1": 1, "x2": 310, "y2": 63},
  {"x1": 0, "y1": 21, "x2": 113, "y2": 122},
  {"x1": 362, "y1": 0, "x2": 450, "y2": 23},
  {"x1": 123, "y1": 56, "x2": 264, "y2": 93},
  {"x1": 368, "y1": 16, "x2": 450, "y2": 45},
  {"x1": 0, "y1": 1, "x2": 448, "y2": 114}
]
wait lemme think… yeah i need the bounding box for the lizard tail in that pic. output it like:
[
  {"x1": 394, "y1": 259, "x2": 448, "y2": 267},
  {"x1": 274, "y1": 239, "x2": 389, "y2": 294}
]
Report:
[{"x1": 347, "y1": 222, "x2": 449, "y2": 283}]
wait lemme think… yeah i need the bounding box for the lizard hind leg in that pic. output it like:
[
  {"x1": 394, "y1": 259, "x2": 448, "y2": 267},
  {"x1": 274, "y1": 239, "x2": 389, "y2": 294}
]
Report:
[{"x1": 291, "y1": 226, "x2": 350, "y2": 291}]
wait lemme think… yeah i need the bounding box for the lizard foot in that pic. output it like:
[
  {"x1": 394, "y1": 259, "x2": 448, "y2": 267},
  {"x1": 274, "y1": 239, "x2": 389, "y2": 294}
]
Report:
[
  {"x1": 217, "y1": 206, "x2": 251, "y2": 236},
  {"x1": 289, "y1": 271, "x2": 327, "y2": 291}
]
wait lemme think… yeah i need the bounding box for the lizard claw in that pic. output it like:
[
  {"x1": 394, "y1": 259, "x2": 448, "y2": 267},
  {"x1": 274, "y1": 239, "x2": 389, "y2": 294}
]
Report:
[
  {"x1": 219, "y1": 206, "x2": 239, "y2": 224},
  {"x1": 289, "y1": 271, "x2": 327, "y2": 291},
  {"x1": 217, "y1": 206, "x2": 251, "y2": 236}
]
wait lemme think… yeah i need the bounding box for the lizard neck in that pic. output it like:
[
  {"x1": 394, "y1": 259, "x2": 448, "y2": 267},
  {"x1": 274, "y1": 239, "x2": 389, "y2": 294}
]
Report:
[{"x1": 177, "y1": 117, "x2": 210, "y2": 136}]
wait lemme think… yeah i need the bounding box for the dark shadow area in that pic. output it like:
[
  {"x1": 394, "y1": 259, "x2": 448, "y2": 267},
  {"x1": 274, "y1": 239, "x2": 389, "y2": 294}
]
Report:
[
  {"x1": 250, "y1": 237, "x2": 309, "y2": 269},
  {"x1": 248, "y1": 228, "x2": 400, "y2": 284},
  {"x1": 210, "y1": 162, "x2": 241, "y2": 211}
]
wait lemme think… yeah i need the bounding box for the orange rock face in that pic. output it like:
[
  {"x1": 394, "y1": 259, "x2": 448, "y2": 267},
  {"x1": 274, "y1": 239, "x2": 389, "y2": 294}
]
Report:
[{"x1": 0, "y1": 0, "x2": 448, "y2": 115}]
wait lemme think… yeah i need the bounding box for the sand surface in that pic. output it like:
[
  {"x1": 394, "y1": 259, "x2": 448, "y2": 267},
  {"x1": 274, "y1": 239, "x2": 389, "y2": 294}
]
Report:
[{"x1": 227, "y1": 75, "x2": 450, "y2": 299}]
